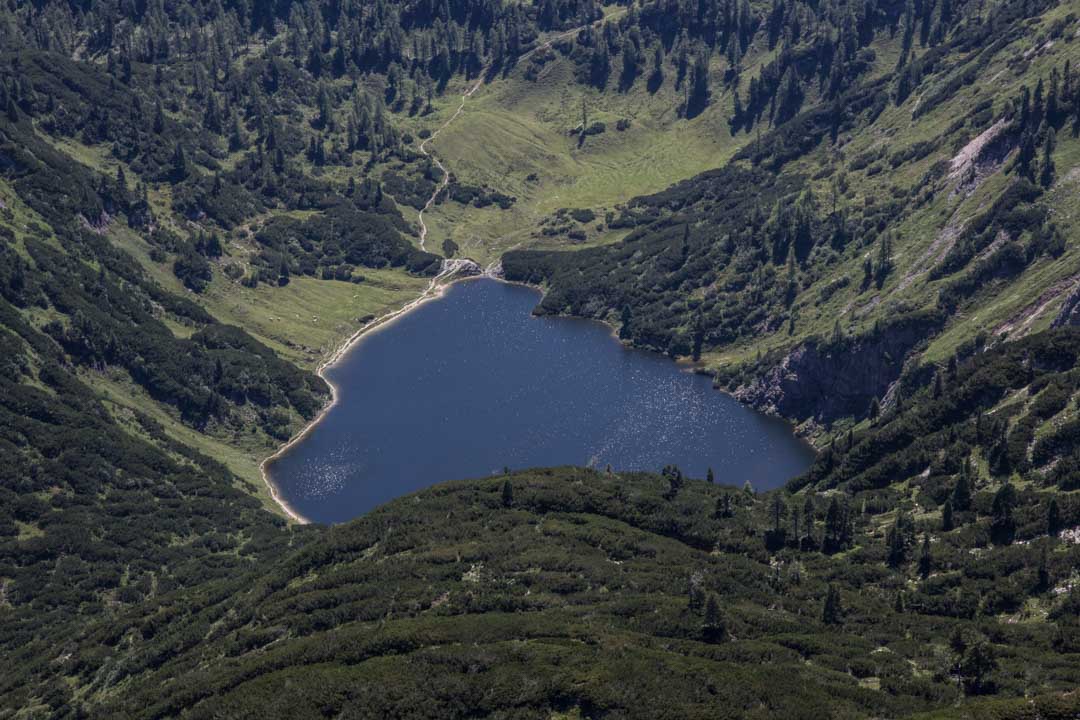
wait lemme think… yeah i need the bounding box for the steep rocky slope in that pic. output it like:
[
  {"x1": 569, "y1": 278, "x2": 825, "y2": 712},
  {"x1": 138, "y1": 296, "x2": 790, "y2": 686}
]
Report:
[{"x1": 504, "y1": 0, "x2": 1080, "y2": 436}]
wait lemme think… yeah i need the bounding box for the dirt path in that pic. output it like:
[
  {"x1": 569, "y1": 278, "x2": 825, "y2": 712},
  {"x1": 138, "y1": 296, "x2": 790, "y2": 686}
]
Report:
[
  {"x1": 417, "y1": 79, "x2": 484, "y2": 251},
  {"x1": 414, "y1": 8, "x2": 629, "y2": 254}
]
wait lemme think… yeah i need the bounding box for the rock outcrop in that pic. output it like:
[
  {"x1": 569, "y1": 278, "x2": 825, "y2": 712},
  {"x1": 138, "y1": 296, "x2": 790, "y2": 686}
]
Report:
[
  {"x1": 735, "y1": 311, "x2": 941, "y2": 423},
  {"x1": 442, "y1": 258, "x2": 483, "y2": 279},
  {"x1": 1052, "y1": 281, "x2": 1080, "y2": 328}
]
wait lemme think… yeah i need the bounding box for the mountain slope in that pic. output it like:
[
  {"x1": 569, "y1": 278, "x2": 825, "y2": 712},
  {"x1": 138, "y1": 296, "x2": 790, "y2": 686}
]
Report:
[
  {"x1": 503, "y1": 0, "x2": 1080, "y2": 432},
  {"x1": 17, "y1": 462, "x2": 1080, "y2": 717},
  {"x1": 1, "y1": 0, "x2": 1080, "y2": 717}
]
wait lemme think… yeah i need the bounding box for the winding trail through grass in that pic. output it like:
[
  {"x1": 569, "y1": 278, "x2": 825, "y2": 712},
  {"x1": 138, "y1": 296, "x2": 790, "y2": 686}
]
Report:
[
  {"x1": 417, "y1": 80, "x2": 484, "y2": 252},
  {"x1": 415, "y1": 8, "x2": 629, "y2": 257}
]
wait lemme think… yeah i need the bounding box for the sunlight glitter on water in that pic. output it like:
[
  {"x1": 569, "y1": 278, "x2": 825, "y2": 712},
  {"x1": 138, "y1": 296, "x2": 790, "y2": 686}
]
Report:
[{"x1": 268, "y1": 278, "x2": 815, "y2": 523}]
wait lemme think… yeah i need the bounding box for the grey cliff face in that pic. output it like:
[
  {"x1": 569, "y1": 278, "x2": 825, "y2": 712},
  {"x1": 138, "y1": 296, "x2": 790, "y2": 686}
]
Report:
[
  {"x1": 1052, "y1": 281, "x2": 1080, "y2": 329},
  {"x1": 735, "y1": 315, "x2": 936, "y2": 423}
]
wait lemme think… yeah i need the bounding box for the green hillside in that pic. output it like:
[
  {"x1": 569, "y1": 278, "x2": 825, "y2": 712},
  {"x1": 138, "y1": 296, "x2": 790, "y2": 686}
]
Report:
[
  {"x1": 504, "y1": 0, "x2": 1080, "y2": 435},
  {"x1": 14, "y1": 459, "x2": 1080, "y2": 717},
  {"x1": 0, "y1": 0, "x2": 1079, "y2": 716}
]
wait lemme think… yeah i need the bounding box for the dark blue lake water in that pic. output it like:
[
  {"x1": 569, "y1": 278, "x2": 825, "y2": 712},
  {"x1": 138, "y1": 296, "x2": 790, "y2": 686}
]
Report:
[{"x1": 269, "y1": 278, "x2": 815, "y2": 523}]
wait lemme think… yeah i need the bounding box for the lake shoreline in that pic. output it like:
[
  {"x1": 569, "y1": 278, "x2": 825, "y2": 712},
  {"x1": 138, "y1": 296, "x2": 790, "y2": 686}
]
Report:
[
  {"x1": 263, "y1": 269, "x2": 816, "y2": 524},
  {"x1": 501, "y1": 278, "x2": 820, "y2": 457},
  {"x1": 259, "y1": 264, "x2": 480, "y2": 523},
  {"x1": 261, "y1": 266, "x2": 817, "y2": 524}
]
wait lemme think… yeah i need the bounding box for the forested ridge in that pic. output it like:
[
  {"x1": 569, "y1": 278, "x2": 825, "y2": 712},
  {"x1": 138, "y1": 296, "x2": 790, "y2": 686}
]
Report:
[
  {"x1": 0, "y1": 0, "x2": 1079, "y2": 716},
  {"x1": 505, "y1": 0, "x2": 1075, "y2": 384}
]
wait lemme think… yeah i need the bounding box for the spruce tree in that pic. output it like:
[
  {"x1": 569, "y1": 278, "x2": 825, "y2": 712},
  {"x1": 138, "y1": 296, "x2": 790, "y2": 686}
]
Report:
[
  {"x1": 785, "y1": 245, "x2": 798, "y2": 305},
  {"x1": 822, "y1": 583, "x2": 843, "y2": 624},
  {"x1": 1015, "y1": 129, "x2": 1037, "y2": 180},
  {"x1": 869, "y1": 396, "x2": 881, "y2": 421},
  {"x1": 952, "y1": 468, "x2": 972, "y2": 512},
  {"x1": 205, "y1": 234, "x2": 222, "y2": 258},
  {"x1": 1047, "y1": 497, "x2": 1060, "y2": 536},
  {"x1": 822, "y1": 497, "x2": 851, "y2": 554},
  {"x1": 1039, "y1": 128, "x2": 1056, "y2": 188},
  {"x1": 1073, "y1": 82, "x2": 1080, "y2": 136},
  {"x1": 685, "y1": 51, "x2": 710, "y2": 118},
  {"x1": 649, "y1": 44, "x2": 664, "y2": 90},
  {"x1": 918, "y1": 534, "x2": 932, "y2": 579},
  {"x1": 662, "y1": 464, "x2": 684, "y2": 500},
  {"x1": 770, "y1": 494, "x2": 786, "y2": 534},
  {"x1": 204, "y1": 92, "x2": 222, "y2": 134},
  {"x1": 874, "y1": 233, "x2": 893, "y2": 288},
  {"x1": 886, "y1": 511, "x2": 909, "y2": 568},
  {"x1": 171, "y1": 143, "x2": 188, "y2": 180},
  {"x1": 1037, "y1": 545, "x2": 1050, "y2": 592},
  {"x1": 774, "y1": 66, "x2": 803, "y2": 123},
  {"x1": 802, "y1": 495, "x2": 815, "y2": 547},
  {"x1": 229, "y1": 114, "x2": 245, "y2": 151},
  {"x1": 703, "y1": 595, "x2": 726, "y2": 642},
  {"x1": 958, "y1": 641, "x2": 997, "y2": 696},
  {"x1": 1047, "y1": 68, "x2": 1061, "y2": 124},
  {"x1": 990, "y1": 482, "x2": 1017, "y2": 546},
  {"x1": 619, "y1": 305, "x2": 632, "y2": 339},
  {"x1": 942, "y1": 499, "x2": 955, "y2": 531}
]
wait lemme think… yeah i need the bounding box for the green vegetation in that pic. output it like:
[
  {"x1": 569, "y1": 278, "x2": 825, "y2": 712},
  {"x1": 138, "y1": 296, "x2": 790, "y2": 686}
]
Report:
[
  {"x1": 418, "y1": 55, "x2": 742, "y2": 262},
  {"x1": 7, "y1": 462, "x2": 1078, "y2": 717},
  {"x1": 503, "y1": 0, "x2": 1080, "y2": 433},
  {"x1": 1, "y1": 0, "x2": 1079, "y2": 716}
]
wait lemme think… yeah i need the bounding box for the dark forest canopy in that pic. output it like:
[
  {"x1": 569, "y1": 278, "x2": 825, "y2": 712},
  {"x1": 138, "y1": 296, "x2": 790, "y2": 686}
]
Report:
[{"x1": 0, "y1": 0, "x2": 1009, "y2": 129}]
